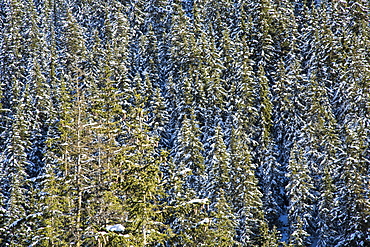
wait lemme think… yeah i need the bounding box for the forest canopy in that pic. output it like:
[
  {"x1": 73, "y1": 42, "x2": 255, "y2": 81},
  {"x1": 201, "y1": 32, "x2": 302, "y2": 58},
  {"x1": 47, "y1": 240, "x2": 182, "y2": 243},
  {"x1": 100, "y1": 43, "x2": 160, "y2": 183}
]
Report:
[{"x1": 0, "y1": 0, "x2": 369, "y2": 246}]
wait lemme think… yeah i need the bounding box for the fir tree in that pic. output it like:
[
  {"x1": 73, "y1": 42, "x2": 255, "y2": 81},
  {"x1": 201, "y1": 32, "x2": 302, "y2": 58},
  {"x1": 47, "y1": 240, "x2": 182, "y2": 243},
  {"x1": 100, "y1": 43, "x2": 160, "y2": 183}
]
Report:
[
  {"x1": 205, "y1": 125, "x2": 237, "y2": 246},
  {"x1": 114, "y1": 90, "x2": 168, "y2": 246},
  {"x1": 0, "y1": 90, "x2": 32, "y2": 246},
  {"x1": 286, "y1": 141, "x2": 314, "y2": 246},
  {"x1": 169, "y1": 113, "x2": 213, "y2": 246},
  {"x1": 0, "y1": 0, "x2": 33, "y2": 244},
  {"x1": 228, "y1": 124, "x2": 266, "y2": 246},
  {"x1": 334, "y1": 124, "x2": 370, "y2": 247}
]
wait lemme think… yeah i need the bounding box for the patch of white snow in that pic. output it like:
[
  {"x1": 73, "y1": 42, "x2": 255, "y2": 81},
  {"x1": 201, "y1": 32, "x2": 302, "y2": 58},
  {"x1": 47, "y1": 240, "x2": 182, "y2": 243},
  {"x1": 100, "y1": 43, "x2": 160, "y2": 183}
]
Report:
[
  {"x1": 179, "y1": 168, "x2": 192, "y2": 175},
  {"x1": 106, "y1": 224, "x2": 125, "y2": 232},
  {"x1": 197, "y1": 218, "x2": 210, "y2": 225},
  {"x1": 187, "y1": 198, "x2": 208, "y2": 204}
]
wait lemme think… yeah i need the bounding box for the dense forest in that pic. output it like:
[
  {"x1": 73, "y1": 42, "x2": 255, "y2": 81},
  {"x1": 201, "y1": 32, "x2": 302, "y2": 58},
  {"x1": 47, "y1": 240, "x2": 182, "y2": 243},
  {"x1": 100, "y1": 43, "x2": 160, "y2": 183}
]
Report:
[{"x1": 0, "y1": 0, "x2": 369, "y2": 246}]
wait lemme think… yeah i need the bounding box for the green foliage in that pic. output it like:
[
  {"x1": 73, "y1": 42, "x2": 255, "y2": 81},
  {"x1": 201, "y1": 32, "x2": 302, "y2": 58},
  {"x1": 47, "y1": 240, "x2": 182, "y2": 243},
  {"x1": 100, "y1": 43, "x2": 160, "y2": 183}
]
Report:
[
  {"x1": 1, "y1": 0, "x2": 369, "y2": 246},
  {"x1": 205, "y1": 125, "x2": 237, "y2": 246},
  {"x1": 286, "y1": 142, "x2": 314, "y2": 246}
]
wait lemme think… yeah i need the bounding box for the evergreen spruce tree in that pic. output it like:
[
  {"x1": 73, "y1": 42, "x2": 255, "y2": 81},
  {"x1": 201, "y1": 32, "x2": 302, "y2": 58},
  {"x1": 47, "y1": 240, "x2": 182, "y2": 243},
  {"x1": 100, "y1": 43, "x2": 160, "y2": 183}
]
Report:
[
  {"x1": 0, "y1": 0, "x2": 33, "y2": 244},
  {"x1": 0, "y1": 0, "x2": 28, "y2": 155},
  {"x1": 228, "y1": 124, "x2": 266, "y2": 246},
  {"x1": 172, "y1": 112, "x2": 205, "y2": 199},
  {"x1": 191, "y1": 26, "x2": 226, "y2": 133},
  {"x1": 256, "y1": 64, "x2": 285, "y2": 235},
  {"x1": 334, "y1": 123, "x2": 370, "y2": 246},
  {"x1": 0, "y1": 89, "x2": 33, "y2": 246},
  {"x1": 301, "y1": 40, "x2": 346, "y2": 245},
  {"x1": 23, "y1": 2, "x2": 58, "y2": 244},
  {"x1": 205, "y1": 125, "x2": 237, "y2": 246},
  {"x1": 270, "y1": 58, "x2": 304, "y2": 238},
  {"x1": 169, "y1": 113, "x2": 213, "y2": 246},
  {"x1": 25, "y1": 0, "x2": 52, "y2": 180},
  {"x1": 294, "y1": 74, "x2": 344, "y2": 245},
  {"x1": 114, "y1": 90, "x2": 168, "y2": 246},
  {"x1": 286, "y1": 141, "x2": 314, "y2": 246},
  {"x1": 271, "y1": 47, "x2": 303, "y2": 169}
]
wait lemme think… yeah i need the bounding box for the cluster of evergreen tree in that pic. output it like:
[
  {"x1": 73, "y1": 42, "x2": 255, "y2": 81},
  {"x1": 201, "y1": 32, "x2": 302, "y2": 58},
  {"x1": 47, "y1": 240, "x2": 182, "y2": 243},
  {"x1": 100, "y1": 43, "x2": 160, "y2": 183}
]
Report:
[{"x1": 0, "y1": 0, "x2": 369, "y2": 246}]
